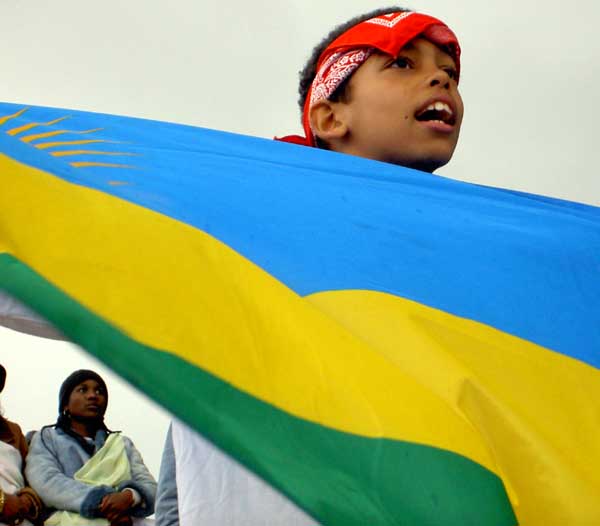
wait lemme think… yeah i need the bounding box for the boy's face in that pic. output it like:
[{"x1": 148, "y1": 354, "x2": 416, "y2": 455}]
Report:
[{"x1": 335, "y1": 37, "x2": 463, "y2": 172}]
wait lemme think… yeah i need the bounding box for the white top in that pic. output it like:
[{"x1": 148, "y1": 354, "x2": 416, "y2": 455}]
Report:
[
  {"x1": 0, "y1": 440, "x2": 32, "y2": 526},
  {"x1": 172, "y1": 420, "x2": 318, "y2": 526}
]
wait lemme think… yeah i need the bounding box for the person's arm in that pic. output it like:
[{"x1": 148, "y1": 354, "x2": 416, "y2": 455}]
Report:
[
  {"x1": 25, "y1": 429, "x2": 114, "y2": 517},
  {"x1": 16, "y1": 487, "x2": 44, "y2": 524},
  {"x1": 118, "y1": 436, "x2": 157, "y2": 517},
  {"x1": 155, "y1": 424, "x2": 179, "y2": 526},
  {"x1": 2, "y1": 422, "x2": 45, "y2": 523},
  {"x1": 0, "y1": 489, "x2": 28, "y2": 525}
]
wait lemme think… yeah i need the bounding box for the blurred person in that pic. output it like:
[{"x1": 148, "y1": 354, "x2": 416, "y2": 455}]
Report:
[{"x1": 0, "y1": 363, "x2": 43, "y2": 526}]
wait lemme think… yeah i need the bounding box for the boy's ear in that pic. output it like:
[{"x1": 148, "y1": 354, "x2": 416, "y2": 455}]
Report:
[{"x1": 309, "y1": 100, "x2": 349, "y2": 143}]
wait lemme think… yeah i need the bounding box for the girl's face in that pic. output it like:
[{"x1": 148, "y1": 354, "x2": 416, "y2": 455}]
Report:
[
  {"x1": 334, "y1": 38, "x2": 463, "y2": 172},
  {"x1": 66, "y1": 379, "x2": 107, "y2": 419}
]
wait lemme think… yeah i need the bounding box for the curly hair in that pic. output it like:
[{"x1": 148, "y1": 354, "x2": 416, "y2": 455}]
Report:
[{"x1": 297, "y1": 6, "x2": 411, "y2": 117}]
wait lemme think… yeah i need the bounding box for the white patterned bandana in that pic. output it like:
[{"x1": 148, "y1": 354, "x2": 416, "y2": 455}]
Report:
[{"x1": 308, "y1": 48, "x2": 374, "y2": 108}]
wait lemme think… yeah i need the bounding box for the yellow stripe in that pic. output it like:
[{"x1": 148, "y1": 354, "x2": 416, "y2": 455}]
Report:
[
  {"x1": 20, "y1": 128, "x2": 104, "y2": 143},
  {"x1": 0, "y1": 153, "x2": 499, "y2": 471},
  {"x1": 0, "y1": 107, "x2": 28, "y2": 126},
  {"x1": 307, "y1": 290, "x2": 600, "y2": 524},
  {"x1": 69, "y1": 162, "x2": 136, "y2": 169},
  {"x1": 51, "y1": 150, "x2": 136, "y2": 158},
  {"x1": 35, "y1": 139, "x2": 118, "y2": 149},
  {"x1": 2, "y1": 153, "x2": 600, "y2": 524},
  {"x1": 6, "y1": 116, "x2": 69, "y2": 136}
]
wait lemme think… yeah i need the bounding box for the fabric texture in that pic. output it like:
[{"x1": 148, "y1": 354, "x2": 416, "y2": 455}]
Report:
[
  {"x1": 0, "y1": 418, "x2": 27, "y2": 463},
  {"x1": 0, "y1": 440, "x2": 32, "y2": 526},
  {"x1": 0, "y1": 440, "x2": 26, "y2": 496},
  {"x1": 25, "y1": 427, "x2": 156, "y2": 519},
  {"x1": 45, "y1": 433, "x2": 130, "y2": 526},
  {"x1": 1, "y1": 102, "x2": 599, "y2": 525},
  {"x1": 308, "y1": 48, "x2": 373, "y2": 108},
  {"x1": 0, "y1": 418, "x2": 43, "y2": 525},
  {"x1": 0, "y1": 291, "x2": 64, "y2": 340},
  {"x1": 155, "y1": 425, "x2": 178, "y2": 526},
  {"x1": 171, "y1": 420, "x2": 318, "y2": 526},
  {"x1": 0, "y1": 440, "x2": 25, "y2": 494}
]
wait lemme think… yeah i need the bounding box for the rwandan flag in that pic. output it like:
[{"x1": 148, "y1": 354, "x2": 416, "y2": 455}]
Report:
[{"x1": 1, "y1": 102, "x2": 599, "y2": 525}]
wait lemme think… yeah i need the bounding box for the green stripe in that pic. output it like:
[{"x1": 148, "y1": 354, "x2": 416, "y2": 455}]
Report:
[{"x1": 0, "y1": 253, "x2": 517, "y2": 526}]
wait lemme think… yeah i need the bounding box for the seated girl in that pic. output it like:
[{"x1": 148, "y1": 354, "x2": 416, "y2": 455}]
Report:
[{"x1": 26, "y1": 370, "x2": 156, "y2": 526}]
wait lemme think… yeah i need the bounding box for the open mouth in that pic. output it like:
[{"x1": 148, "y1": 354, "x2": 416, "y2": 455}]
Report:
[{"x1": 415, "y1": 101, "x2": 456, "y2": 126}]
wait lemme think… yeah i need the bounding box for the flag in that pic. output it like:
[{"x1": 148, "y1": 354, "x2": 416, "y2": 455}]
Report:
[{"x1": 1, "y1": 102, "x2": 599, "y2": 525}]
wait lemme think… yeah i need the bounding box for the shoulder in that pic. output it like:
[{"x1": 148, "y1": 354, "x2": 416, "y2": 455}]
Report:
[
  {"x1": 112, "y1": 431, "x2": 132, "y2": 443},
  {"x1": 109, "y1": 432, "x2": 136, "y2": 451},
  {"x1": 4, "y1": 419, "x2": 24, "y2": 438},
  {"x1": 36, "y1": 426, "x2": 62, "y2": 441},
  {"x1": 29, "y1": 426, "x2": 65, "y2": 453},
  {"x1": 1, "y1": 419, "x2": 28, "y2": 458}
]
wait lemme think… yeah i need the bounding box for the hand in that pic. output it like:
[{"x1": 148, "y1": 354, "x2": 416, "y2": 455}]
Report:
[
  {"x1": 15, "y1": 492, "x2": 36, "y2": 519},
  {"x1": 109, "y1": 515, "x2": 133, "y2": 526},
  {"x1": 1, "y1": 493, "x2": 24, "y2": 524},
  {"x1": 99, "y1": 491, "x2": 134, "y2": 520}
]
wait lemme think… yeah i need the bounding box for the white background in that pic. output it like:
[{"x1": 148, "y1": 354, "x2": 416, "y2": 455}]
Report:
[{"x1": 1, "y1": 0, "x2": 599, "y2": 478}]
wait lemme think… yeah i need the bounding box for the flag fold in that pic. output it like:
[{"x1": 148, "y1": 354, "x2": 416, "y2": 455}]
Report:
[{"x1": 1, "y1": 102, "x2": 599, "y2": 525}]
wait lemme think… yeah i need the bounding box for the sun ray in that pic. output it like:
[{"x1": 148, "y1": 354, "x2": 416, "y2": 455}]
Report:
[
  {"x1": 0, "y1": 107, "x2": 28, "y2": 127},
  {"x1": 50, "y1": 150, "x2": 137, "y2": 158},
  {"x1": 69, "y1": 161, "x2": 136, "y2": 169},
  {"x1": 35, "y1": 139, "x2": 120, "y2": 150},
  {"x1": 7, "y1": 116, "x2": 69, "y2": 136},
  {"x1": 20, "y1": 128, "x2": 104, "y2": 143}
]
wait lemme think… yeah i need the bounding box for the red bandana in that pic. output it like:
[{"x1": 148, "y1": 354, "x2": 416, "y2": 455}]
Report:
[{"x1": 277, "y1": 11, "x2": 460, "y2": 147}]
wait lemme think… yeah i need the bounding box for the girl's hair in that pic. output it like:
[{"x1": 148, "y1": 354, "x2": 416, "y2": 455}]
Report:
[{"x1": 297, "y1": 6, "x2": 410, "y2": 116}]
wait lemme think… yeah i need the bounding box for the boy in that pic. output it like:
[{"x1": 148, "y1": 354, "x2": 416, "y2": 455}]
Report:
[
  {"x1": 157, "y1": 7, "x2": 464, "y2": 526},
  {"x1": 278, "y1": 6, "x2": 463, "y2": 173}
]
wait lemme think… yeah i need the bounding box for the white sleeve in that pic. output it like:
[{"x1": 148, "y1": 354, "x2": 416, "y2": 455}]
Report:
[{"x1": 172, "y1": 420, "x2": 318, "y2": 526}]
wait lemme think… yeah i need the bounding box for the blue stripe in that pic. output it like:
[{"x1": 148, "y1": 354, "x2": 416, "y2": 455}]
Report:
[{"x1": 1, "y1": 102, "x2": 599, "y2": 368}]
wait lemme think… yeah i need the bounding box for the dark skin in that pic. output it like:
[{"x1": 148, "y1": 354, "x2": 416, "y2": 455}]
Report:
[
  {"x1": 1, "y1": 493, "x2": 26, "y2": 524},
  {"x1": 1, "y1": 491, "x2": 38, "y2": 524},
  {"x1": 65, "y1": 379, "x2": 108, "y2": 438},
  {"x1": 64, "y1": 380, "x2": 136, "y2": 524},
  {"x1": 100, "y1": 491, "x2": 134, "y2": 524}
]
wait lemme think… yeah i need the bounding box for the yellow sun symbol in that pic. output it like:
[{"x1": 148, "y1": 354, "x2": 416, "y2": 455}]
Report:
[{"x1": 0, "y1": 107, "x2": 139, "y2": 170}]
